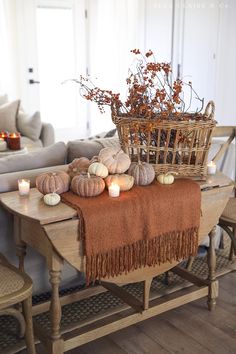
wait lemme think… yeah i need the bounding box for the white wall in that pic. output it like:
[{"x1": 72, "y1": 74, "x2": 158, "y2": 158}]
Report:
[
  {"x1": 215, "y1": 0, "x2": 236, "y2": 125},
  {"x1": 1, "y1": 0, "x2": 236, "y2": 139},
  {"x1": 179, "y1": 0, "x2": 236, "y2": 124}
]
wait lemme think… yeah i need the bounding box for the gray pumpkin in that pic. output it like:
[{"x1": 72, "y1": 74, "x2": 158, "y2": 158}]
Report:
[{"x1": 128, "y1": 162, "x2": 155, "y2": 186}]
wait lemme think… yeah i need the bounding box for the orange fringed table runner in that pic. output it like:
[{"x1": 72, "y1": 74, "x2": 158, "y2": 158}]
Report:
[{"x1": 61, "y1": 179, "x2": 201, "y2": 284}]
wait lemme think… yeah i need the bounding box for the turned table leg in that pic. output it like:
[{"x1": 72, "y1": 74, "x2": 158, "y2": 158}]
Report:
[
  {"x1": 207, "y1": 226, "x2": 218, "y2": 311},
  {"x1": 49, "y1": 269, "x2": 64, "y2": 354}
]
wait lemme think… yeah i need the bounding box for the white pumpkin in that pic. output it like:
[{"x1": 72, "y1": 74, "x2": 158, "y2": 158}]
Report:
[
  {"x1": 88, "y1": 162, "x2": 108, "y2": 178},
  {"x1": 157, "y1": 172, "x2": 176, "y2": 185},
  {"x1": 43, "y1": 192, "x2": 61, "y2": 206},
  {"x1": 105, "y1": 174, "x2": 134, "y2": 191},
  {"x1": 98, "y1": 147, "x2": 131, "y2": 174}
]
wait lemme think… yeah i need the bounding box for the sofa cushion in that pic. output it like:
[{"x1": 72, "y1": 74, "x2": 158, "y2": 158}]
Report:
[
  {"x1": 21, "y1": 136, "x2": 43, "y2": 149},
  {"x1": 17, "y1": 111, "x2": 42, "y2": 141},
  {"x1": 0, "y1": 100, "x2": 20, "y2": 132},
  {"x1": 67, "y1": 140, "x2": 103, "y2": 162},
  {"x1": 0, "y1": 142, "x2": 67, "y2": 174},
  {"x1": 67, "y1": 137, "x2": 120, "y2": 162}
]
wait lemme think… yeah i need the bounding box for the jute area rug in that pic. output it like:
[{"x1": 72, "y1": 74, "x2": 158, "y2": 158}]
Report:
[{"x1": 1, "y1": 238, "x2": 236, "y2": 354}]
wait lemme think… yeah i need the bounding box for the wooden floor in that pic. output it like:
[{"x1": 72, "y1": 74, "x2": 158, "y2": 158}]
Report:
[{"x1": 20, "y1": 271, "x2": 236, "y2": 354}]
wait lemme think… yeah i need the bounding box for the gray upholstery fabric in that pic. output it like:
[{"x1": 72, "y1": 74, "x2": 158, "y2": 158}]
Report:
[
  {"x1": 0, "y1": 142, "x2": 67, "y2": 174},
  {"x1": 67, "y1": 140, "x2": 103, "y2": 162},
  {"x1": 39, "y1": 122, "x2": 55, "y2": 147},
  {"x1": 0, "y1": 164, "x2": 68, "y2": 193},
  {"x1": 21, "y1": 136, "x2": 43, "y2": 149},
  {"x1": 0, "y1": 100, "x2": 20, "y2": 132},
  {"x1": 17, "y1": 111, "x2": 42, "y2": 141},
  {"x1": 67, "y1": 137, "x2": 120, "y2": 162}
]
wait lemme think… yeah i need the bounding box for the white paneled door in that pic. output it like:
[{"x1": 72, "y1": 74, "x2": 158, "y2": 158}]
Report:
[
  {"x1": 16, "y1": 0, "x2": 88, "y2": 142},
  {"x1": 17, "y1": 0, "x2": 175, "y2": 141}
]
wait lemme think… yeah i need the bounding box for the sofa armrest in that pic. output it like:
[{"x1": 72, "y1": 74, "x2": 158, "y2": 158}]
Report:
[
  {"x1": 0, "y1": 165, "x2": 68, "y2": 193},
  {"x1": 40, "y1": 122, "x2": 55, "y2": 146}
]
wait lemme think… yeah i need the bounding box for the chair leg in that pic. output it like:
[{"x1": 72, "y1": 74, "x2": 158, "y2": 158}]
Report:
[
  {"x1": 0, "y1": 307, "x2": 25, "y2": 337},
  {"x1": 22, "y1": 296, "x2": 36, "y2": 354},
  {"x1": 218, "y1": 224, "x2": 236, "y2": 261}
]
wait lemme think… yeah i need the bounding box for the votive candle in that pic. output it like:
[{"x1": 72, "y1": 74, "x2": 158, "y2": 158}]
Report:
[
  {"x1": 207, "y1": 161, "x2": 217, "y2": 175},
  {"x1": 108, "y1": 183, "x2": 120, "y2": 197},
  {"x1": 8, "y1": 132, "x2": 21, "y2": 150},
  {"x1": 0, "y1": 131, "x2": 8, "y2": 141},
  {"x1": 18, "y1": 179, "x2": 30, "y2": 196}
]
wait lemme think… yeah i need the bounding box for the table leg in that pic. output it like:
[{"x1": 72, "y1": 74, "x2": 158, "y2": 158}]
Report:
[
  {"x1": 49, "y1": 268, "x2": 64, "y2": 354},
  {"x1": 14, "y1": 215, "x2": 26, "y2": 271},
  {"x1": 207, "y1": 225, "x2": 218, "y2": 311}
]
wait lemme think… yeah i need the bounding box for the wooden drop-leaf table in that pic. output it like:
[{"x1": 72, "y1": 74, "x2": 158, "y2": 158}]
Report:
[{"x1": 0, "y1": 172, "x2": 233, "y2": 354}]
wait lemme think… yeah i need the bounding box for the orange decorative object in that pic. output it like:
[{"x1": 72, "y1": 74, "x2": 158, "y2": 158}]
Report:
[
  {"x1": 8, "y1": 132, "x2": 21, "y2": 150},
  {"x1": 0, "y1": 131, "x2": 9, "y2": 141}
]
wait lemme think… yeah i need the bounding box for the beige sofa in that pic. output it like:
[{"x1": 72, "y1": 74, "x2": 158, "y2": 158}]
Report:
[
  {"x1": 0, "y1": 97, "x2": 55, "y2": 149},
  {"x1": 0, "y1": 136, "x2": 234, "y2": 294}
]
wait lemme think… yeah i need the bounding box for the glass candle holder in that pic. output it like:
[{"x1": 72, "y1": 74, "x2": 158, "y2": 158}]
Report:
[
  {"x1": 0, "y1": 131, "x2": 9, "y2": 141},
  {"x1": 108, "y1": 183, "x2": 120, "y2": 197},
  {"x1": 18, "y1": 179, "x2": 30, "y2": 196},
  {"x1": 207, "y1": 161, "x2": 217, "y2": 175},
  {"x1": 8, "y1": 132, "x2": 21, "y2": 150}
]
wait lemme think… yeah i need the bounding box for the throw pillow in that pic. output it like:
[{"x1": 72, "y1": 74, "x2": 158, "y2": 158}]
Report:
[
  {"x1": 0, "y1": 100, "x2": 20, "y2": 132},
  {"x1": 0, "y1": 141, "x2": 67, "y2": 174},
  {"x1": 17, "y1": 111, "x2": 42, "y2": 141},
  {"x1": 0, "y1": 94, "x2": 8, "y2": 106}
]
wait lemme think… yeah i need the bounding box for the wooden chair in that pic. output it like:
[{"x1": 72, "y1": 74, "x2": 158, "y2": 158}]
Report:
[
  {"x1": 211, "y1": 126, "x2": 236, "y2": 260},
  {"x1": 0, "y1": 253, "x2": 36, "y2": 354}
]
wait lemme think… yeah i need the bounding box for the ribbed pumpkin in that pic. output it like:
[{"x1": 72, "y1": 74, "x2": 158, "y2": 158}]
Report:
[
  {"x1": 98, "y1": 147, "x2": 131, "y2": 174},
  {"x1": 105, "y1": 174, "x2": 134, "y2": 191},
  {"x1": 128, "y1": 162, "x2": 155, "y2": 186},
  {"x1": 43, "y1": 193, "x2": 61, "y2": 206},
  {"x1": 157, "y1": 172, "x2": 175, "y2": 185},
  {"x1": 88, "y1": 162, "x2": 108, "y2": 178},
  {"x1": 67, "y1": 157, "x2": 91, "y2": 178},
  {"x1": 71, "y1": 173, "x2": 105, "y2": 197},
  {"x1": 36, "y1": 171, "x2": 70, "y2": 195}
]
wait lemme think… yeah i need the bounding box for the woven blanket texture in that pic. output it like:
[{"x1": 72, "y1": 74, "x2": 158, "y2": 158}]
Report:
[{"x1": 62, "y1": 179, "x2": 201, "y2": 283}]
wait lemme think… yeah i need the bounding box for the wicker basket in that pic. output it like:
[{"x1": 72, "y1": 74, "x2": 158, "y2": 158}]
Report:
[{"x1": 112, "y1": 101, "x2": 216, "y2": 178}]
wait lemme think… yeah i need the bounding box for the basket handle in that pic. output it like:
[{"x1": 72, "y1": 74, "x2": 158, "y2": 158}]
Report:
[{"x1": 204, "y1": 101, "x2": 215, "y2": 119}]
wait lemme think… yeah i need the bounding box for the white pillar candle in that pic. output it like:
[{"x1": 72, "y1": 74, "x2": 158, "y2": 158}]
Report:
[
  {"x1": 18, "y1": 179, "x2": 30, "y2": 196},
  {"x1": 207, "y1": 161, "x2": 217, "y2": 175},
  {"x1": 108, "y1": 183, "x2": 120, "y2": 197},
  {"x1": 0, "y1": 138, "x2": 7, "y2": 151}
]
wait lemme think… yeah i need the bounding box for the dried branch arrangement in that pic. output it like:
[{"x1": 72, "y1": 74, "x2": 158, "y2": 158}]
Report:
[{"x1": 72, "y1": 49, "x2": 206, "y2": 121}]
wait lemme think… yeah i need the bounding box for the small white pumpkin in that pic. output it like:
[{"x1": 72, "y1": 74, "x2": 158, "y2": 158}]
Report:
[
  {"x1": 88, "y1": 162, "x2": 108, "y2": 178},
  {"x1": 157, "y1": 172, "x2": 176, "y2": 185},
  {"x1": 43, "y1": 192, "x2": 61, "y2": 206}
]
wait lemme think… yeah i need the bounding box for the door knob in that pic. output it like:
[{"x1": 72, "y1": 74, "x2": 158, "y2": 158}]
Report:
[{"x1": 29, "y1": 79, "x2": 40, "y2": 84}]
